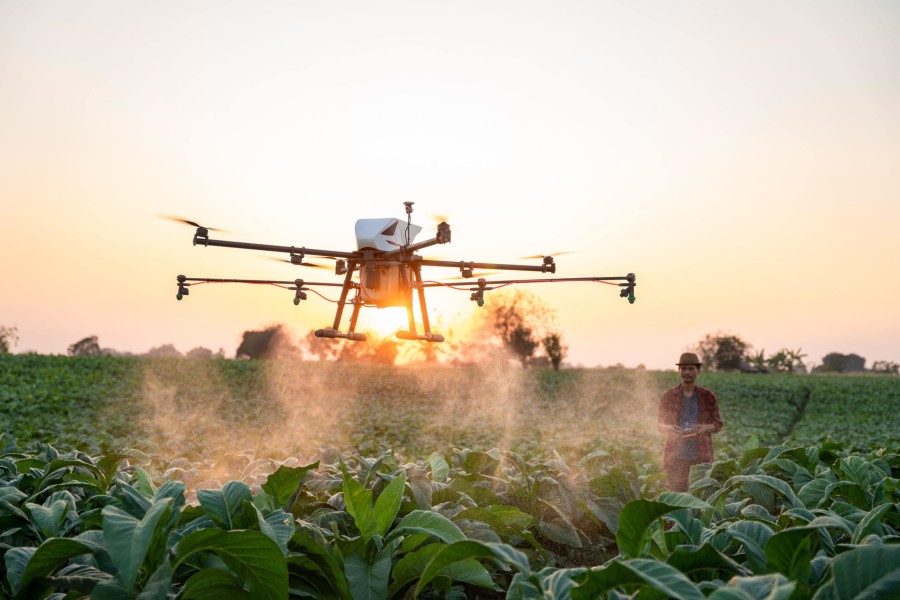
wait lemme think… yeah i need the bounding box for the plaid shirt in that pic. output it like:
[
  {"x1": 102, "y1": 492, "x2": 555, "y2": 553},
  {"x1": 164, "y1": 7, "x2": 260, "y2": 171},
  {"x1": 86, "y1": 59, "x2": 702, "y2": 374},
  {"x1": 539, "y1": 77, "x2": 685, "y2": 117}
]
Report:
[{"x1": 657, "y1": 384, "x2": 722, "y2": 468}]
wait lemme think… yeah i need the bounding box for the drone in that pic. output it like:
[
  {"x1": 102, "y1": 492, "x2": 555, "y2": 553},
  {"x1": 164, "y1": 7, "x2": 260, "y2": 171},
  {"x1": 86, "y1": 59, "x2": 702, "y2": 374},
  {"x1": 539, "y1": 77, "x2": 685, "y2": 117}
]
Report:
[{"x1": 169, "y1": 202, "x2": 636, "y2": 343}]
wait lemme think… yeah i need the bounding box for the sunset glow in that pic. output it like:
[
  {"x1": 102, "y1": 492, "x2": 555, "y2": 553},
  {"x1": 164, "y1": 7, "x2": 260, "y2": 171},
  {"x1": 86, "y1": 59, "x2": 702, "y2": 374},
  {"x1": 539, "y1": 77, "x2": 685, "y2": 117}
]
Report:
[{"x1": 1, "y1": 2, "x2": 898, "y2": 369}]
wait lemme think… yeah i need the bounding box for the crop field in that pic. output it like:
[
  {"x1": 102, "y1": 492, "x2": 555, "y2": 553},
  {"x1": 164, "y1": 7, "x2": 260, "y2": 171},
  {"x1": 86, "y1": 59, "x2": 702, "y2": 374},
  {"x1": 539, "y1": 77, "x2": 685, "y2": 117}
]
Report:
[{"x1": 1, "y1": 354, "x2": 898, "y2": 598}]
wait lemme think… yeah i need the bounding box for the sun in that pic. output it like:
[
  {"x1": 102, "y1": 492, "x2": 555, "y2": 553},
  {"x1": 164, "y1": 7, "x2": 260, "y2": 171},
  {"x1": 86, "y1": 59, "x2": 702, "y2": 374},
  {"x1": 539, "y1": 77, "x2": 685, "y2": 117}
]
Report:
[{"x1": 359, "y1": 307, "x2": 409, "y2": 338}]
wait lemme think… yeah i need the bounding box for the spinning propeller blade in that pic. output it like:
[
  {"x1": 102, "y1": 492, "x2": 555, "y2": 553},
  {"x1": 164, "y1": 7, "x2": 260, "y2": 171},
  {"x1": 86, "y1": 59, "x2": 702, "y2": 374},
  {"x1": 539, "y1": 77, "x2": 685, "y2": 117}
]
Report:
[
  {"x1": 262, "y1": 256, "x2": 331, "y2": 269},
  {"x1": 158, "y1": 214, "x2": 228, "y2": 232},
  {"x1": 518, "y1": 251, "x2": 576, "y2": 260}
]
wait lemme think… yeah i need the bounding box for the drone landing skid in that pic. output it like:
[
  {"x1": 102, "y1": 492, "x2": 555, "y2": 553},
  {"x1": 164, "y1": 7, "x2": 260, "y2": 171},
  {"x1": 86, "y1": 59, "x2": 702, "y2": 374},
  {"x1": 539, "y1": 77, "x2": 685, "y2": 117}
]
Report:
[
  {"x1": 314, "y1": 329, "x2": 367, "y2": 342},
  {"x1": 396, "y1": 331, "x2": 445, "y2": 343}
]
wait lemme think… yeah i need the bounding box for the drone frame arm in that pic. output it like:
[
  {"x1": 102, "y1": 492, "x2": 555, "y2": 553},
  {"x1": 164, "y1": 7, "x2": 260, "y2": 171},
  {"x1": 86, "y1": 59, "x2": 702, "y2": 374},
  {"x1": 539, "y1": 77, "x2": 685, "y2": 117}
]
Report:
[
  {"x1": 420, "y1": 275, "x2": 635, "y2": 287},
  {"x1": 179, "y1": 276, "x2": 344, "y2": 287},
  {"x1": 193, "y1": 232, "x2": 357, "y2": 260},
  {"x1": 416, "y1": 259, "x2": 555, "y2": 274}
]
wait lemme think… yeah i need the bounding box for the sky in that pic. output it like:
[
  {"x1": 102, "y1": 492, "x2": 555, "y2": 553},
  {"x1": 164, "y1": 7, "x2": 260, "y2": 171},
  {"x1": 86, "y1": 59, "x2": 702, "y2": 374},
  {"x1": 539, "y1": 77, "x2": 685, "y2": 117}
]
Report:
[{"x1": 1, "y1": 1, "x2": 898, "y2": 369}]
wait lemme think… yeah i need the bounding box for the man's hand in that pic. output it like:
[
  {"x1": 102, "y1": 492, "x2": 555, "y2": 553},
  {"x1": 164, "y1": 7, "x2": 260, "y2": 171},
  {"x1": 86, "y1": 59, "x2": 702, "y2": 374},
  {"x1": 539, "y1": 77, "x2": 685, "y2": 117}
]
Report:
[{"x1": 680, "y1": 426, "x2": 700, "y2": 437}]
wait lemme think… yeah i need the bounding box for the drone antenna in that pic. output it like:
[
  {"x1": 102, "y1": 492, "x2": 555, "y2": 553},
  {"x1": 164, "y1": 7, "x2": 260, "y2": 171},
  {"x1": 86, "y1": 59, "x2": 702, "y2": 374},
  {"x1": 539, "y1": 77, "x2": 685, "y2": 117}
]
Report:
[{"x1": 403, "y1": 201, "x2": 415, "y2": 246}]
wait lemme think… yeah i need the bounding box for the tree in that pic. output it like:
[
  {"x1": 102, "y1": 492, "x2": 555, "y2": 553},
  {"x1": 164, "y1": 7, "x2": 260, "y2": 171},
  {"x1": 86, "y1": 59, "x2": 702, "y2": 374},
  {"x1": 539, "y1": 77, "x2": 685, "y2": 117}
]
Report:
[
  {"x1": 816, "y1": 353, "x2": 866, "y2": 373},
  {"x1": 68, "y1": 336, "x2": 101, "y2": 356},
  {"x1": 542, "y1": 332, "x2": 567, "y2": 371},
  {"x1": 695, "y1": 332, "x2": 750, "y2": 371},
  {"x1": 336, "y1": 332, "x2": 399, "y2": 365},
  {"x1": 186, "y1": 346, "x2": 215, "y2": 359},
  {"x1": 871, "y1": 360, "x2": 899, "y2": 375},
  {"x1": 767, "y1": 348, "x2": 807, "y2": 374},
  {"x1": 236, "y1": 324, "x2": 299, "y2": 360},
  {"x1": 305, "y1": 329, "x2": 342, "y2": 361},
  {"x1": 0, "y1": 325, "x2": 18, "y2": 354},
  {"x1": 146, "y1": 344, "x2": 183, "y2": 357},
  {"x1": 745, "y1": 349, "x2": 769, "y2": 373},
  {"x1": 481, "y1": 289, "x2": 557, "y2": 367}
]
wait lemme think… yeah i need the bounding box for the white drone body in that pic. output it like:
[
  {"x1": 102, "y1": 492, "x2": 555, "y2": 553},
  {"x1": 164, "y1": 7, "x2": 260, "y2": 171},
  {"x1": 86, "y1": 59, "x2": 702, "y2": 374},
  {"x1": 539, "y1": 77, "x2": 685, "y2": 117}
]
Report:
[{"x1": 355, "y1": 218, "x2": 423, "y2": 251}]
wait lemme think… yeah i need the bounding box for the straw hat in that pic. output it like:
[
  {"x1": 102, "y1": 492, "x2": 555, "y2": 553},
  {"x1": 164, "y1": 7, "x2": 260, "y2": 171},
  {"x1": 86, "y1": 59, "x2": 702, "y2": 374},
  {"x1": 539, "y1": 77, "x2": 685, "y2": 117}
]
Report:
[{"x1": 676, "y1": 352, "x2": 702, "y2": 366}]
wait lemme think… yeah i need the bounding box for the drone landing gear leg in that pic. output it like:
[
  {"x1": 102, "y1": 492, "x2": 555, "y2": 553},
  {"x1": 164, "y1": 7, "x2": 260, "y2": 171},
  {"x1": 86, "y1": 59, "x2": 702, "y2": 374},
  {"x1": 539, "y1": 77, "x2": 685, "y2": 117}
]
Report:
[
  {"x1": 345, "y1": 298, "x2": 366, "y2": 342},
  {"x1": 315, "y1": 262, "x2": 366, "y2": 341},
  {"x1": 396, "y1": 265, "x2": 444, "y2": 343}
]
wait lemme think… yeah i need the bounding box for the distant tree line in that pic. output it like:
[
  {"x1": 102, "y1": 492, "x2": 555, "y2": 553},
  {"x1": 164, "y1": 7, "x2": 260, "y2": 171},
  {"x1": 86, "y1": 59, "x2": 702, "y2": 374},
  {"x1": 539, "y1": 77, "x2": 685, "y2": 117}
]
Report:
[{"x1": 693, "y1": 331, "x2": 898, "y2": 375}]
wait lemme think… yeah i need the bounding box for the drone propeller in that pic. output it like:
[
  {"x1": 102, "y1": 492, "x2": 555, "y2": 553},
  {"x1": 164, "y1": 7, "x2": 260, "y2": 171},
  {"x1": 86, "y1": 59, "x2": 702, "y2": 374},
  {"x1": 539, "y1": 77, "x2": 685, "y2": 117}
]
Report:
[
  {"x1": 430, "y1": 212, "x2": 452, "y2": 224},
  {"x1": 518, "y1": 251, "x2": 576, "y2": 260},
  {"x1": 158, "y1": 214, "x2": 228, "y2": 232},
  {"x1": 263, "y1": 256, "x2": 331, "y2": 269}
]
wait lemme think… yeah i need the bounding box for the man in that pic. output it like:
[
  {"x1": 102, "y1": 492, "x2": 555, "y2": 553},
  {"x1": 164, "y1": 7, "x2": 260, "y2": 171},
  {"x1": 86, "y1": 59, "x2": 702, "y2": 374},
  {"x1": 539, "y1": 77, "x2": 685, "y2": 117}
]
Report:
[{"x1": 657, "y1": 352, "x2": 722, "y2": 492}]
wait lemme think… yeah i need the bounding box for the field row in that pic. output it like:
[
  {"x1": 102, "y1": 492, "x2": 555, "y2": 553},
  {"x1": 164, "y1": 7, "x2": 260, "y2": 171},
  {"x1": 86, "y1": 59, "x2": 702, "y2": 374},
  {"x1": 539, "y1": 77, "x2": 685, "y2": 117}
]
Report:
[{"x1": 1, "y1": 355, "x2": 898, "y2": 467}]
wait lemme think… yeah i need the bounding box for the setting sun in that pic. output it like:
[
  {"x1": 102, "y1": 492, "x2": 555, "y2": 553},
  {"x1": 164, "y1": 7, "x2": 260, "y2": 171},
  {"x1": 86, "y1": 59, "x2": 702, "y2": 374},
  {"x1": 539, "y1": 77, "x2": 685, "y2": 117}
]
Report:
[{"x1": 357, "y1": 307, "x2": 410, "y2": 338}]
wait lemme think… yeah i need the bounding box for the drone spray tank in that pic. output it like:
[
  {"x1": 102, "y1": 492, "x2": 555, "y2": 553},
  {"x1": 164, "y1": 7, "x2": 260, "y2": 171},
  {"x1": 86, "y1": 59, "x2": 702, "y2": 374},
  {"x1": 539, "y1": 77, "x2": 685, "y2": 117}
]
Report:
[{"x1": 354, "y1": 217, "x2": 422, "y2": 308}]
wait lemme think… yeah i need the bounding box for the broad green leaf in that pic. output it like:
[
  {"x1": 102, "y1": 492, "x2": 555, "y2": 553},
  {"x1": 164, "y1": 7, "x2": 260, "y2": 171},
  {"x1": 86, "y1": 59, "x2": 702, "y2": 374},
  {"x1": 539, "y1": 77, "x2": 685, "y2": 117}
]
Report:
[
  {"x1": 729, "y1": 475, "x2": 804, "y2": 510},
  {"x1": 667, "y1": 543, "x2": 750, "y2": 578},
  {"x1": 197, "y1": 481, "x2": 253, "y2": 530},
  {"x1": 181, "y1": 568, "x2": 253, "y2": 599},
  {"x1": 253, "y1": 504, "x2": 294, "y2": 555},
  {"x1": 741, "y1": 504, "x2": 777, "y2": 523},
  {"x1": 657, "y1": 492, "x2": 713, "y2": 511},
  {"x1": 447, "y1": 477, "x2": 502, "y2": 506},
  {"x1": 135, "y1": 560, "x2": 173, "y2": 600},
  {"x1": 571, "y1": 558, "x2": 706, "y2": 600},
  {"x1": 764, "y1": 527, "x2": 816, "y2": 582},
  {"x1": 261, "y1": 462, "x2": 318, "y2": 509},
  {"x1": 798, "y1": 478, "x2": 832, "y2": 508},
  {"x1": 4, "y1": 547, "x2": 36, "y2": 596},
  {"x1": 710, "y1": 574, "x2": 795, "y2": 600},
  {"x1": 389, "y1": 543, "x2": 494, "y2": 597},
  {"x1": 461, "y1": 450, "x2": 500, "y2": 475},
  {"x1": 812, "y1": 545, "x2": 900, "y2": 599},
  {"x1": 851, "y1": 502, "x2": 892, "y2": 544},
  {"x1": 373, "y1": 472, "x2": 406, "y2": 537},
  {"x1": 345, "y1": 547, "x2": 391, "y2": 600},
  {"x1": 42, "y1": 563, "x2": 112, "y2": 595},
  {"x1": 25, "y1": 499, "x2": 69, "y2": 538},
  {"x1": 838, "y1": 456, "x2": 872, "y2": 488},
  {"x1": 9, "y1": 537, "x2": 104, "y2": 599},
  {"x1": 414, "y1": 540, "x2": 530, "y2": 596},
  {"x1": 428, "y1": 454, "x2": 450, "y2": 483},
  {"x1": 728, "y1": 520, "x2": 774, "y2": 574},
  {"x1": 455, "y1": 505, "x2": 534, "y2": 540},
  {"x1": 807, "y1": 515, "x2": 854, "y2": 536},
  {"x1": 616, "y1": 499, "x2": 683, "y2": 559},
  {"x1": 134, "y1": 466, "x2": 157, "y2": 497},
  {"x1": 538, "y1": 519, "x2": 582, "y2": 548},
  {"x1": 91, "y1": 578, "x2": 132, "y2": 599},
  {"x1": 0, "y1": 485, "x2": 27, "y2": 504},
  {"x1": 706, "y1": 588, "x2": 756, "y2": 600},
  {"x1": 824, "y1": 481, "x2": 870, "y2": 509},
  {"x1": 114, "y1": 482, "x2": 153, "y2": 518},
  {"x1": 385, "y1": 509, "x2": 466, "y2": 545},
  {"x1": 341, "y1": 465, "x2": 377, "y2": 540},
  {"x1": 508, "y1": 566, "x2": 587, "y2": 600},
  {"x1": 153, "y1": 480, "x2": 187, "y2": 508},
  {"x1": 174, "y1": 528, "x2": 288, "y2": 600},
  {"x1": 288, "y1": 531, "x2": 353, "y2": 600},
  {"x1": 102, "y1": 498, "x2": 174, "y2": 591}
]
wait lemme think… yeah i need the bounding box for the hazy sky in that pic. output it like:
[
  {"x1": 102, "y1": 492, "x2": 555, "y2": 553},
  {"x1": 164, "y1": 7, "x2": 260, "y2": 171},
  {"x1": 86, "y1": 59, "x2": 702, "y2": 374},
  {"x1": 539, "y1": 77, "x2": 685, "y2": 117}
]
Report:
[{"x1": 1, "y1": 1, "x2": 898, "y2": 369}]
